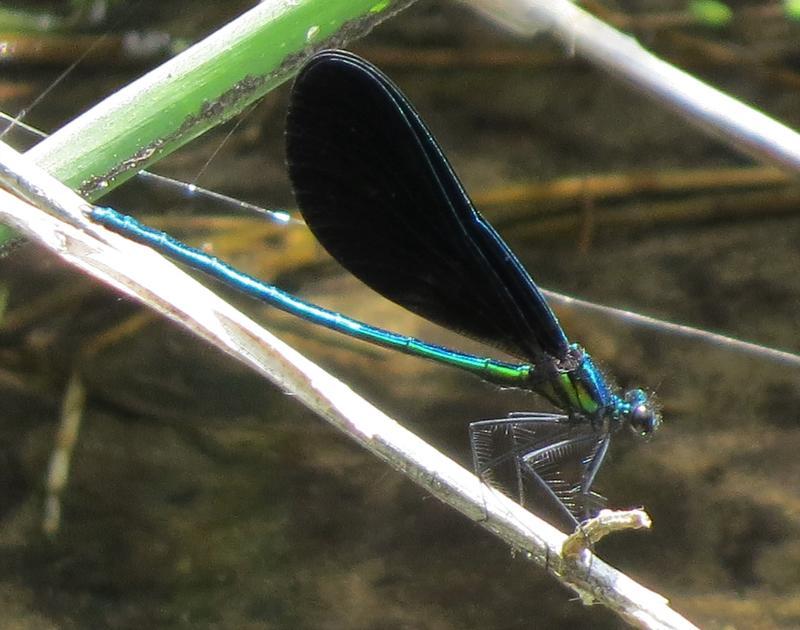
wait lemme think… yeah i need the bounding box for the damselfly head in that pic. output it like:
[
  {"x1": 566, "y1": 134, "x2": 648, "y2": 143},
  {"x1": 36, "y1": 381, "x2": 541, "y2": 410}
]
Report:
[{"x1": 623, "y1": 388, "x2": 661, "y2": 438}]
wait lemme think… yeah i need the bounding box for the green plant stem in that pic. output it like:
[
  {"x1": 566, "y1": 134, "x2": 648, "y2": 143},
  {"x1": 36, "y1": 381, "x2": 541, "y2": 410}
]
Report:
[{"x1": 24, "y1": 0, "x2": 415, "y2": 201}]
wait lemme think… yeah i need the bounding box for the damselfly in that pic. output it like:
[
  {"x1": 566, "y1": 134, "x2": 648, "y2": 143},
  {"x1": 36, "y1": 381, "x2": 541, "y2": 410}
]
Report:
[{"x1": 90, "y1": 50, "x2": 661, "y2": 531}]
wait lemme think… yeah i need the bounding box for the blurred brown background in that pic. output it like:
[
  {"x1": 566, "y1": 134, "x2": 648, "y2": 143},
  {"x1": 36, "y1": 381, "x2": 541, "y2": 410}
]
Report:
[{"x1": 3, "y1": 1, "x2": 800, "y2": 628}]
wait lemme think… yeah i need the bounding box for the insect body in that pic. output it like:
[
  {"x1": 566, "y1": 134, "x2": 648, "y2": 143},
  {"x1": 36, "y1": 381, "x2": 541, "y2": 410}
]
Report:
[{"x1": 92, "y1": 50, "x2": 661, "y2": 531}]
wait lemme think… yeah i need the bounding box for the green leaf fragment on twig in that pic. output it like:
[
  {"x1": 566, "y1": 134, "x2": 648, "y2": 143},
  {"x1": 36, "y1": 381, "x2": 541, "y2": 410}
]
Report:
[
  {"x1": 689, "y1": 0, "x2": 733, "y2": 26},
  {"x1": 785, "y1": 0, "x2": 800, "y2": 20}
]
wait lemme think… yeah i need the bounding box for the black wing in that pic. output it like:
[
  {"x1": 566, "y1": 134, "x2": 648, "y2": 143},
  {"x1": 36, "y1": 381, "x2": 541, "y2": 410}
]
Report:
[
  {"x1": 469, "y1": 413, "x2": 610, "y2": 531},
  {"x1": 286, "y1": 50, "x2": 569, "y2": 361}
]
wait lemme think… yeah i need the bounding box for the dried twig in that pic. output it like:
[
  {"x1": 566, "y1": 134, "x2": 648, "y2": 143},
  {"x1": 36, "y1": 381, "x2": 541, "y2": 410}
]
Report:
[
  {"x1": 463, "y1": 0, "x2": 800, "y2": 175},
  {"x1": 42, "y1": 371, "x2": 86, "y2": 536}
]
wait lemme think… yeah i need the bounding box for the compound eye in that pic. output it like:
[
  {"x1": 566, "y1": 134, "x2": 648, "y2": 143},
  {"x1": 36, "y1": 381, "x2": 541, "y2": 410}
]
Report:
[
  {"x1": 631, "y1": 404, "x2": 658, "y2": 436},
  {"x1": 624, "y1": 389, "x2": 660, "y2": 437}
]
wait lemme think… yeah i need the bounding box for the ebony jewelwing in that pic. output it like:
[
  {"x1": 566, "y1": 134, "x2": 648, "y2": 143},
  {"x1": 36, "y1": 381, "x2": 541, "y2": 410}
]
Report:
[{"x1": 90, "y1": 49, "x2": 661, "y2": 532}]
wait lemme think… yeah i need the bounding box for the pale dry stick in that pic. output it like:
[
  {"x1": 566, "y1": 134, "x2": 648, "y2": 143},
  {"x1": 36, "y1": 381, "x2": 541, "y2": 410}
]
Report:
[
  {"x1": 0, "y1": 32, "x2": 173, "y2": 67},
  {"x1": 0, "y1": 136, "x2": 91, "y2": 229},
  {"x1": 464, "y1": 0, "x2": 800, "y2": 175},
  {"x1": 472, "y1": 165, "x2": 790, "y2": 208},
  {"x1": 42, "y1": 371, "x2": 86, "y2": 537},
  {"x1": 0, "y1": 144, "x2": 696, "y2": 629},
  {"x1": 357, "y1": 41, "x2": 792, "y2": 73},
  {"x1": 42, "y1": 311, "x2": 155, "y2": 535}
]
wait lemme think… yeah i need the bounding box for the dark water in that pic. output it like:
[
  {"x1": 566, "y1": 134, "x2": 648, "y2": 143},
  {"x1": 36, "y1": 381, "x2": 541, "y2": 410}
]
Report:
[{"x1": 3, "y1": 1, "x2": 800, "y2": 628}]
